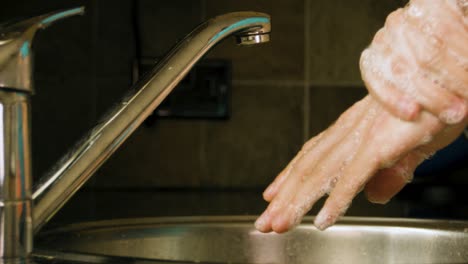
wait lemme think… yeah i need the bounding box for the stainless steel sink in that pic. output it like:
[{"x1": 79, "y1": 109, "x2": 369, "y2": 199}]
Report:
[{"x1": 34, "y1": 216, "x2": 468, "y2": 264}]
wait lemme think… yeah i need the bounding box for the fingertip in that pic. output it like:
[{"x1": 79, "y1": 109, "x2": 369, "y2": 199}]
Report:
[
  {"x1": 439, "y1": 101, "x2": 467, "y2": 125},
  {"x1": 263, "y1": 168, "x2": 290, "y2": 202},
  {"x1": 255, "y1": 219, "x2": 271, "y2": 233},
  {"x1": 262, "y1": 185, "x2": 275, "y2": 202},
  {"x1": 271, "y1": 214, "x2": 292, "y2": 234},
  {"x1": 396, "y1": 97, "x2": 421, "y2": 121},
  {"x1": 270, "y1": 204, "x2": 301, "y2": 233},
  {"x1": 255, "y1": 211, "x2": 272, "y2": 233},
  {"x1": 314, "y1": 185, "x2": 355, "y2": 231},
  {"x1": 364, "y1": 173, "x2": 391, "y2": 204},
  {"x1": 314, "y1": 209, "x2": 336, "y2": 231}
]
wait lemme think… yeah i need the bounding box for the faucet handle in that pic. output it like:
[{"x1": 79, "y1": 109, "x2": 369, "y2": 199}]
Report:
[{"x1": 0, "y1": 7, "x2": 84, "y2": 93}]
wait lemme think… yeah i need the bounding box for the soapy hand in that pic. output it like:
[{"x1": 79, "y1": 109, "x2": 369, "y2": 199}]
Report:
[
  {"x1": 361, "y1": 0, "x2": 468, "y2": 124},
  {"x1": 255, "y1": 0, "x2": 468, "y2": 233},
  {"x1": 255, "y1": 95, "x2": 467, "y2": 233}
]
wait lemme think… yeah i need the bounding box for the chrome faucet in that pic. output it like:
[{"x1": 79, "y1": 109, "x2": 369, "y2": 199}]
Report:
[{"x1": 0, "y1": 7, "x2": 271, "y2": 260}]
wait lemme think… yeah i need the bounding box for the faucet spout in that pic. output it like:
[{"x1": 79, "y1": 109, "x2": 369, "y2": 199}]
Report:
[{"x1": 32, "y1": 12, "x2": 271, "y2": 233}]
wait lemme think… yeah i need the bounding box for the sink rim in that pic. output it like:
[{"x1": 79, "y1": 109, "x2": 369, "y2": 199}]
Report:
[
  {"x1": 36, "y1": 215, "x2": 468, "y2": 235},
  {"x1": 34, "y1": 216, "x2": 468, "y2": 264}
]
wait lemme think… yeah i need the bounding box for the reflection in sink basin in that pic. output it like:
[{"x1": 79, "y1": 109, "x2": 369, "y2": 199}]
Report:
[{"x1": 34, "y1": 216, "x2": 468, "y2": 264}]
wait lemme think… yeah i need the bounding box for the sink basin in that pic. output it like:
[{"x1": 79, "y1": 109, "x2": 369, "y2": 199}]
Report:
[{"x1": 34, "y1": 216, "x2": 468, "y2": 264}]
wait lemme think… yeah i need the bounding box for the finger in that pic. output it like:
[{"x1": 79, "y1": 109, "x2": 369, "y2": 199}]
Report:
[
  {"x1": 263, "y1": 133, "x2": 324, "y2": 202},
  {"x1": 313, "y1": 105, "x2": 437, "y2": 230},
  {"x1": 410, "y1": 70, "x2": 467, "y2": 124},
  {"x1": 263, "y1": 154, "x2": 301, "y2": 202},
  {"x1": 269, "y1": 99, "x2": 378, "y2": 233},
  {"x1": 441, "y1": 67, "x2": 468, "y2": 101},
  {"x1": 364, "y1": 168, "x2": 410, "y2": 205},
  {"x1": 405, "y1": 0, "x2": 468, "y2": 101},
  {"x1": 255, "y1": 209, "x2": 273, "y2": 233},
  {"x1": 374, "y1": 19, "x2": 466, "y2": 124},
  {"x1": 418, "y1": 117, "x2": 468, "y2": 151},
  {"x1": 362, "y1": 14, "x2": 424, "y2": 121},
  {"x1": 265, "y1": 102, "x2": 365, "y2": 204},
  {"x1": 400, "y1": 11, "x2": 468, "y2": 124},
  {"x1": 372, "y1": 5, "x2": 468, "y2": 123},
  {"x1": 407, "y1": 0, "x2": 468, "y2": 58},
  {"x1": 256, "y1": 98, "x2": 372, "y2": 233},
  {"x1": 269, "y1": 192, "x2": 324, "y2": 233},
  {"x1": 364, "y1": 151, "x2": 425, "y2": 204},
  {"x1": 270, "y1": 99, "x2": 375, "y2": 232},
  {"x1": 360, "y1": 48, "x2": 421, "y2": 121},
  {"x1": 361, "y1": 15, "x2": 422, "y2": 121},
  {"x1": 404, "y1": 0, "x2": 468, "y2": 99},
  {"x1": 257, "y1": 132, "x2": 341, "y2": 233},
  {"x1": 269, "y1": 131, "x2": 363, "y2": 233},
  {"x1": 312, "y1": 105, "x2": 455, "y2": 231},
  {"x1": 435, "y1": 51, "x2": 468, "y2": 100},
  {"x1": 263, "y1": 96, "x2": 369, "y2": 202},
  {"x1": 314, "y1": 150, "x2": 379, "y2": 231},
  {"x1": 364, "y1": 117, "x2": 467, "y2": 204}
]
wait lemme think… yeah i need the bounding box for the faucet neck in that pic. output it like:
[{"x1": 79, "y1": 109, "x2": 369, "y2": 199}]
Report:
[
  {"x1": 0, "y1": 90, "x2": 33, "y2": 258},
  {"x1": 0, "y1": 8, "x2": 84, "y2": 259}
]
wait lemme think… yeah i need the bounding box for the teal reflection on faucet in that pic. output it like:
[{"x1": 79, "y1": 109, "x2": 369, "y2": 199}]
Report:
[
  {"x1": 20, "y1": 41, "x2": 30, "y2": 58},
  {"x1": 209, "y1": 17, "x2": 270, "y2": 43},
  {"x1": 40, "y1": 7, "x2": 85, "y2": 26}
]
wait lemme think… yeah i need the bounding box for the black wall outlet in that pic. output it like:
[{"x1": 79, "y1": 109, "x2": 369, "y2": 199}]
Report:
[{"x1": 136, "y1": 58, "x2": 231, "y2": 123}]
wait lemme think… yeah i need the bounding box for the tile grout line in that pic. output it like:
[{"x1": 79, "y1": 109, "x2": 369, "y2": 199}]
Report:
[
  {"x1": 88, "y1": 1, "x2": 101, "y2": 189},
  {"x1": 232, "y1": 79, "x2": 365, "y2": 88},
  {"x1": 199, "y1": 121, "x2": 207, "y2": 186},
  {"x1": 232, "y1": 79, "x2": 304, "y2": 87},
  {"x1": 200, "y1": 0, "x2": 208, "y2": 185},
  {"x1": 303, "y1": 0, "x2": 311, "y2": 143}
]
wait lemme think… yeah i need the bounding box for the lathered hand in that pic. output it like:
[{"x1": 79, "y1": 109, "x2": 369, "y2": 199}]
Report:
[
  {"x1": 255, "y1": 95, "x2": 467, "y2": 233},
  {"x1": 361, "y1": 0, "x2": 468, "y2": 124}
]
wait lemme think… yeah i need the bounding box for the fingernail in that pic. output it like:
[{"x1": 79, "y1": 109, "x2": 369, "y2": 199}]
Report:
[
  {"x1": 440, "y1": 102, "x2": 467, "y2": 124},
  {"x1": 263, "y1": 185, "x2": 274, "y2": 200},
  {"x1": 255, "y1": 212, "x2": 270, "y2": 232},
  {"x1": 366, "y1": 193, "x2": 390, "y2": 205},
  {"x1": 364, "y1": 184, "x2": 391, "y2": 204},
  {"x1": 314, "y1": 209, "x2": 334, "y2": 231}
]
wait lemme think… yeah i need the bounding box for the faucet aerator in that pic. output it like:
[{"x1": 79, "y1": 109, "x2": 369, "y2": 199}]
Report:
[{"x1": 236, "y1": 33, "x2": 271, "y2": 45}]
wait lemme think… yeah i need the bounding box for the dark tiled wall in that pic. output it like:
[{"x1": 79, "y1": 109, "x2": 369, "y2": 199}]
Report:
[
  {"x1": 95, "y1": 84, "x2": 304, "y2": 188},
  {"x1": 93, "y1": 0, "x2": 404, "y2": 189},
  {"x1": 305, "y1": 0, "x2": 407, "y2": 84},
  {"x1": 1, "y1": 0, "x2": 405, "y2": 189}
]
